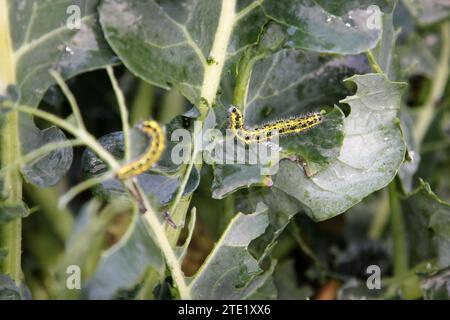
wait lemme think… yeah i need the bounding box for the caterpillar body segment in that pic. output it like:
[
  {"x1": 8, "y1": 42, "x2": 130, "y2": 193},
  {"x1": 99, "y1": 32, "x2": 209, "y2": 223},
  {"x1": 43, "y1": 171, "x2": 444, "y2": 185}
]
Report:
[{"x1": 116, "y1": 120, "x2": 165, "y2": 180}]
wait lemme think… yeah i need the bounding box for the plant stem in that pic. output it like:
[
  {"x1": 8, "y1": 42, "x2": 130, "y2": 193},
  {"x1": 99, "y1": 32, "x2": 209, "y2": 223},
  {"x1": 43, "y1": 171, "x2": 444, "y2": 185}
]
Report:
[
  {"x1": 136, "y1": 267, "x2": 163, "y2": 300},
  {"x1": 131, "y1": 0, "x2": 239, "y2": 300},
  {"x1": 170, "y1": 0, "x2": 237, "y2": 217},
  {"x1": 107, "y1": 66, "x2": 131, "y2": 163},
  {"x1": 50, "y1": 70, "x2": 86, "y2": 131},
  {"x1": 136, "y1": 197, "x2": 191, "y2": 300},
  {"x1": 233, "y1": 50, "x2": 255, "y2": 107},
  {"x1": 199, "y1": 0, "x2": 236, "y2": 105},
  {"x1": 0, "y1": 111, "x2": 23, "y2": 283},
  {"x1": 366, "y1": 50, "x2": 383, "y2": 74},
  {"x1": 4, "y1": 102, "x2": 120, "y2": 171},
  {"x1": 113, "y1": 67, "x2": 193, "y2": 299},
  {"x1": 132, "y1": 182, "x2": 191, "y2": 299},
  {"x1": 0, "y1": 0, "x2": 22, "y2": 283},
  {"x1": 389, "y1": 181, "x2": 408, "y2": 277},
  {"x1": 0, "y1": 139, "x2": 83, "y2": 179},
  {"x1": 138, "y1": 1, "x2": 238, "y2": 300},
  {"x1": 234, "y1": 0, "x2": 262, "y2": 23},
  {"x1": 58, "y1": 172, "x2": 115, "y2": 209},
  {"x1": 414, "y1": 21, "x2": 450, "y2": 148}
]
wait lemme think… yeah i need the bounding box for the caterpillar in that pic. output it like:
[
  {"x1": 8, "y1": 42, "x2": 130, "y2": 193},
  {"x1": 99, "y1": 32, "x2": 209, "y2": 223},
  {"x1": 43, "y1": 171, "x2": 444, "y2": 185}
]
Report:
[
  {"x1": 228, "y1": 106, "x2": 323, "y2": 144},
  {"x1": 116, "y1": 120, "x2": 165, "y2": 180}
]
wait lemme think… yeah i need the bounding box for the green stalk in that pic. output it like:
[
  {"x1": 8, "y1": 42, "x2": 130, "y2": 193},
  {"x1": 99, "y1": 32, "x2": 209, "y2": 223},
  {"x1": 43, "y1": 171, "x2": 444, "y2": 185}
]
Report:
[
  {"x1": 366, "y1": 50, "x2": 383, "y2": 74},
  {"x1": 50, "y1": 70, "x2": 86, "y2": 131},
  {"x1": 0, "y1": 1, "x2": 22, "y2": 284},
  {"x1": 414, "y1": 21, "x2": 450, "y2": 148},
  {"x1": 136, "y1": 0, "x2": 238, "y2": 300},
  {"x1": 167, "y1": 0, "x2": 237, "y2": 228},
  {"x1": 389, "y1": 181, "x2": 408, "y2": 277},
  {"x1": 0, "y1": 139, "x2": 83, "y2": 178},
  {"x1": 107, "y1": 66, "x2": 131, "y2": 163},
  {"x1": 132, "y1": 182, "x2": 191, "y2": 300},
  {"x1": 136, "y1": 197, "x2": 191, "y2": 300},
  {"x1": 116, "y1": 74, "x2": 194, "y2": 299},
  {"x1": 139, "y1": 0, "x2": 237, "y2": 299},
  {"x1": 233, "y1": 50, "x2": 255, "y2": 107},
  {"x1": 136, "y1": 267, "x2": 163, "y2": 299},
  {"x1": 3, "y1": 102, "x2": 120, "y2": 171},
  {"x1": 232, "y1": 31, "x2": 276, "y2": 108},
  {"x1": 0, "y1": 111, "x2": 23, "y2": 283},
  {"x1": 58, "y1": 172, "x2": 115, "y2": 209}
]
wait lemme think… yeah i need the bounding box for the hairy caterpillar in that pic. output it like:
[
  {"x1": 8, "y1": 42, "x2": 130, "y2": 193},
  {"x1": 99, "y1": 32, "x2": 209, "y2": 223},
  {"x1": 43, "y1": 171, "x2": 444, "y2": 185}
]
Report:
[
  {"x1": 116, "y1": 120, "x2": 165, "y2": 180},
  {"x1": 228, "y1": 106, "x2": 323, "y2": 144},
  {"x1": 116, "y1": 120, "x2": 176, "y2": 228}
]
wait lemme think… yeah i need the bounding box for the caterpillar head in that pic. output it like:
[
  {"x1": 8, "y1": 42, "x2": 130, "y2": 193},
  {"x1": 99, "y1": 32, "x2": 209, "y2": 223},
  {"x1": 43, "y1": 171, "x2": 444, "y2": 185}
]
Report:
[
  {"x1": 137, "y1": 120, "x2": 159, "y2": 130},
  {"x1": 228, "y1": 105, "x2": 238, "y2": 114}
]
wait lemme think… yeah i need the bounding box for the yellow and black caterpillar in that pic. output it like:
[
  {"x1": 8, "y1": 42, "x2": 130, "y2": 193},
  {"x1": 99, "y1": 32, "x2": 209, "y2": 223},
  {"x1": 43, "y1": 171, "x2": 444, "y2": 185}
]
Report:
[
  {"x1": 117, "y1": 120, "x2": 165, "y2": 180},
  {"x1": 229, "y1": 106, "x2": 323, "y2": 144}
]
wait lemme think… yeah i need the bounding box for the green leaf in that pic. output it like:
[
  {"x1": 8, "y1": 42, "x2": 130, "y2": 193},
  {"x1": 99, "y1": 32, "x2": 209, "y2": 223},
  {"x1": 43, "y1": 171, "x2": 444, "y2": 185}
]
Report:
[
  {"x1": 20, "y1": 126, "x2": 73, "y2": 188},
  {"x1": 259, "y1": 0, "x2": 393, "y2": 54},
  {"x1": 403, "y1": 180, "x2": 450, "y2": 269},
  {"x1": 235, "y1": 188, "x2": 302, "y2": 259},
  {"x1": 211, "y1": 50, "x2": 368, "y2": 199},
  {"x1": 275, "y1": 74, "x2": 406, "y2": 221},
  {"x1": 244, "y1": 51, "x2": 368, "y2": 120},
  {"x1": 369, "y1": 10, "x2": 400, "y2": 81},
  {"x1": 246, "y1": 274, "x2": 277, "y2": 300},
  {"x1": 99, "y1": 0, "x2": 386, "y2": 107},
  {"x1": 99, "y1": 0, "x2": 217, "y2": 104},
  {"x1": 9, "y1": 0, "x2": 116, "y2": 105},
  {"x1": 187, "y1": 204, "x2": 272, "y2": 299},
  {"x1": 212, "y1": 164, "x2": 273, "y2": 199},
  {"x1": 1, "y1": 0, "x2": 116, "y2": 188},
  {"x1": 244, "y1": 50, "x2": 368, "y2": 172},
  {"x1": 368, "y1": 5, "x2": 421, "y2": 193},
  {"x1": 86, "y1": 209, "x2": 164, "y2": 299},
  {"x1": 54, "y1": 199, "x2": 123, "y2": 299}
]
